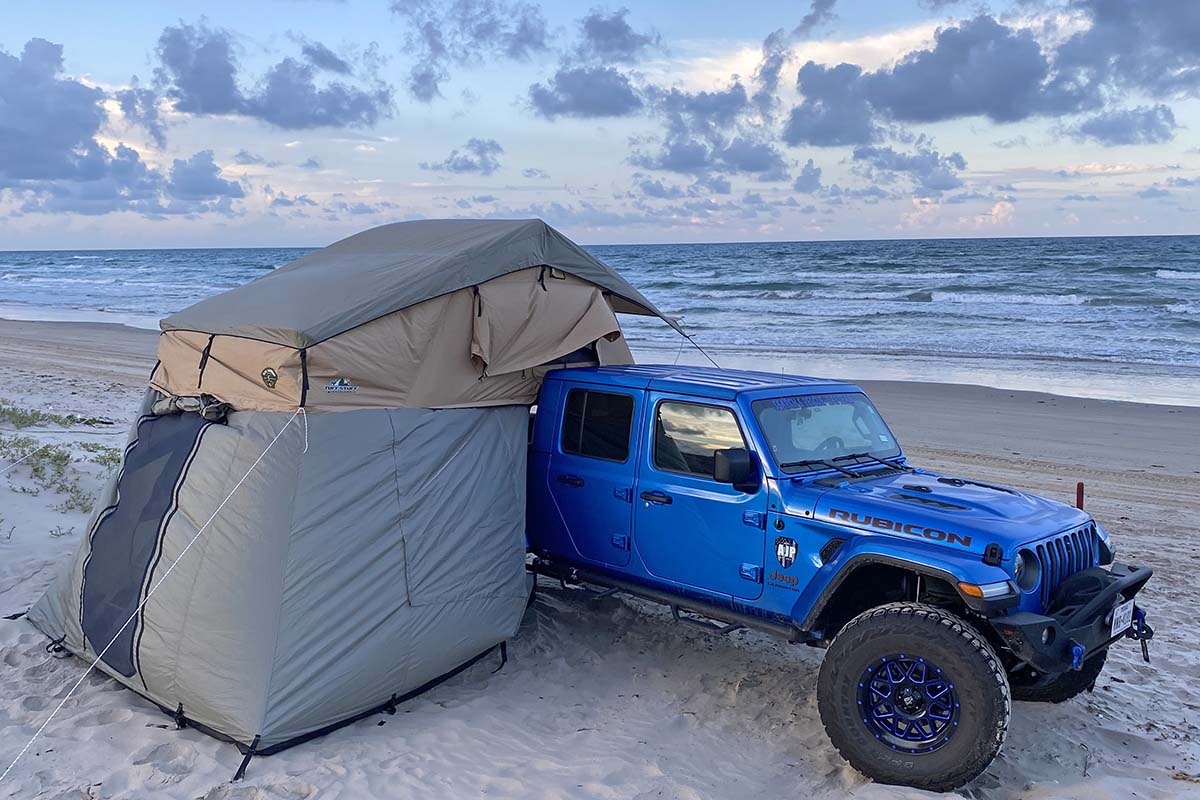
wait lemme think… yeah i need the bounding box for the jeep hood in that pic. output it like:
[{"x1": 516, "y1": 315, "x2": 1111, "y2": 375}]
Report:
[{"x1": 779, "y1": 469, "x2": 1090, "y2": 555}]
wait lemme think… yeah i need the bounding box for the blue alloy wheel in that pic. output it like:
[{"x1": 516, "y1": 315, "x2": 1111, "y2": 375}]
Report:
[{"x1": 857, "y1": 654, "x2": 960, "y2": 753}]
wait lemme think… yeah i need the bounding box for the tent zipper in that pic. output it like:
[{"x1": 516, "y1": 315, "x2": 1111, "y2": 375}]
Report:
[
  {"x1": 299, "y1": 349, "x2": 310, "y2": 407},
  {"x1": 196, "y1": 335, "x2": 216, "y2": 389}
]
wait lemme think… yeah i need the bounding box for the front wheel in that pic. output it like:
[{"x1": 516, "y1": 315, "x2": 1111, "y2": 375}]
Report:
[{"x1": 817, "y1": 603, "x2": 1011, "y2": 792}]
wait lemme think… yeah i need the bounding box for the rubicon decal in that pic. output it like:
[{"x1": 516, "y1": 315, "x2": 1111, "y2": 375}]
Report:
[{"x1": 827, "y1": 509, "x2": 973, "y2": 548}]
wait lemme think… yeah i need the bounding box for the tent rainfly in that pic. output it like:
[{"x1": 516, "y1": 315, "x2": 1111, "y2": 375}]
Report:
[{"x1": 27, "y1": 219, "x2": 676, "y2": 766}]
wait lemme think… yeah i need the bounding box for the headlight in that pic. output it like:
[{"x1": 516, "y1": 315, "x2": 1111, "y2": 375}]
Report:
[{"x1": 1015, "y1": 549, "x2": 1040, "y2": 592}]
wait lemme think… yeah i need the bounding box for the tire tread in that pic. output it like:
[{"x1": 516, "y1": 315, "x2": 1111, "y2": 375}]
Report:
[{"x1": 817, "y1": 602, "x2": 1011, "y2": 791}]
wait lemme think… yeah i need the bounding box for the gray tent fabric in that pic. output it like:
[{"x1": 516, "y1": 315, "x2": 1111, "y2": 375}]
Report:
[
  {"x1": 162, "y1": 218, "x2": 680, "y2": 347},
  {"x1": 29, "y1": 402, "x2": 529, "y2": 750}
]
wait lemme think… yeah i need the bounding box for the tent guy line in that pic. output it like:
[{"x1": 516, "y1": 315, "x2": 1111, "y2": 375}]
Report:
[
  {"x1": 0, "y1": 444, "x2": 53, "y2": 477},
  {"x1": 0, "y1": 407, "x2": 305, "y2": 787}
]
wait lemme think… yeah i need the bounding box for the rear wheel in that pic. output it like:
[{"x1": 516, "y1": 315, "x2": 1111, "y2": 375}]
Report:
[
  {"x1": 817, "y1": 603, "x2": 1010, "y2": 792},
  {"x1": 1010, "y1": 650, "x2": 1107, "y2": 703}
]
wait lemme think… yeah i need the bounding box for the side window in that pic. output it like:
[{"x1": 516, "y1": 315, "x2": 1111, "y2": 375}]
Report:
[
  {"x1": 654, "y1": 401, "x2": 746, "y2": 479},
  {"x1": 561, "y1": 389, "x2": 634, "y2": 462}
]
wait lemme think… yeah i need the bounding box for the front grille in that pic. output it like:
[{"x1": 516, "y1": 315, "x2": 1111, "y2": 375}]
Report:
[{"x1": 1036, "y1": 524, "x2": 1099, "y2": 608}]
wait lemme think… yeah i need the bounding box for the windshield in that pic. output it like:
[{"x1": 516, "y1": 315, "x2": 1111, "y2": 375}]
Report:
[{"x1": 751, "y1": 392, "x2": 900, "y2": 472}]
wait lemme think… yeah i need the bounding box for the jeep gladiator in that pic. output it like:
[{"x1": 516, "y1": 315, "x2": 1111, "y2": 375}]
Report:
[{"x1": 526, "y1": 365, "x2": 1154, "y2": 791}]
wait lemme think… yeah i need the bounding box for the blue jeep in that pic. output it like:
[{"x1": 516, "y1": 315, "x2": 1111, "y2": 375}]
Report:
[{"x1": 526, "y1": 365, "x2": 1154, "y2": 792}]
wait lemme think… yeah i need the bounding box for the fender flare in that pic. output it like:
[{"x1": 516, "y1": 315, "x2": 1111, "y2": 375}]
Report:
[{"x1": 793, "y1": 550, "x2": 1011, "y2": 633}]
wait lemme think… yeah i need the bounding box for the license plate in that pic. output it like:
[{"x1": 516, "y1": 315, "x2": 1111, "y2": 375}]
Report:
[{"x1": 1111, "y1": 598, "x2": 1135, "y2": 638}]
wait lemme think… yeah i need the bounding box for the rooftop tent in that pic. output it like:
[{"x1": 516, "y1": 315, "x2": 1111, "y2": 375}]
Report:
[{"x1": 27, "y1": 219, "x2": 676, "y2": 760}]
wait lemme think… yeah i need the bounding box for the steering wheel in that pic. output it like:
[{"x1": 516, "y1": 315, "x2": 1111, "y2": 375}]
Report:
[{"x1": 816, "y1": 435, "x2": 845, "y2": 453}]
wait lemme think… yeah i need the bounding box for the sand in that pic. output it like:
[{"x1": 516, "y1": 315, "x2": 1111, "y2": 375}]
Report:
[{"x1": 0, "y1": 318, "x2": 1197, "y2": 799}]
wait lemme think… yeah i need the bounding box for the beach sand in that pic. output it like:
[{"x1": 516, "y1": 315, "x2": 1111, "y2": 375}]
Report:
[{"x1": 1, "y1": 318, "x2": 1197, "y2": 799}]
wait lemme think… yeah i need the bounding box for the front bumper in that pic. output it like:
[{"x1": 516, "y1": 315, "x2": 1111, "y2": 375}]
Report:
[{"x1": 988, "y1": 562, "x2": 1153, "y2": 674}]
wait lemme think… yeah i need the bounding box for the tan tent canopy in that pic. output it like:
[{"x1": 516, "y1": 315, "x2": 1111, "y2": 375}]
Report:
[{"x1": 150, "y1": 219, "x2": 678, "y2": 411}]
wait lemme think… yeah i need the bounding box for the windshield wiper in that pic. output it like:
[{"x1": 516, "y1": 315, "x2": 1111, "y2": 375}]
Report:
[
  {"x1": 779, "y1": 458, "x2": 857, "y2": 477},
  {"x1": 831, "y1": 451, "x2": 912, "y2": 472}
]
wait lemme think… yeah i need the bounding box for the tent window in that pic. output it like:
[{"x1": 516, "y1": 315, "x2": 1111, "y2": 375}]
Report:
[{"x1": 561, "y1": 389, "x2": 633, "y2": 462}]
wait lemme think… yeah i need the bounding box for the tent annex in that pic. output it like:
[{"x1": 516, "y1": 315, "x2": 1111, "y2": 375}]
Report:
[{"x1": 26, "y1": 219, "x2": 677, "y2": 766}]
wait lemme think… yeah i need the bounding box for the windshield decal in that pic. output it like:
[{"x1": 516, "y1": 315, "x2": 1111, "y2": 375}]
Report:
[{"x1": 770, "y1": 392, "x2": 860, "y2": 410}]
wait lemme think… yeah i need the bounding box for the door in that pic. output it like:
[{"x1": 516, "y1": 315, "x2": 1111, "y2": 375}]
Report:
[
  {"x1": 548, "y1": 387, "x2": 638, "y2": 566},
  {"x1": 634, "y1": 396, "x2": 768, "y2": 599}
]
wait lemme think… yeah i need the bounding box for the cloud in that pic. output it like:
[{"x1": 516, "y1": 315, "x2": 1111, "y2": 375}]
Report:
[
  {"x1": 993, "y1": 135, "x2": 1029, "y2": 149},
  {"x1": 299, "y1": 156, "x2": 322, "y2": 169},
  {"x1": 420, "y1": 137, "x2": 503, "y2": 174},
  {"x1": 750, "y1": 1, "x2": 839, "y2": 120},
  {"x1": 154, "y1": 20, "x2": 393, "y2": 129},
  {"x1": 0, "y1": 38, "x2": 243, "y2": 217},
  {"x1": 0, "y1": 38, "x2": 109, "y2": 186},
  {"x1": 630, "y1": 80, "x2": 787, "y2": 182},
  {"x1": 635, "y1": 176, "x2": 686, "y2": 199},
  {"x1": 852, "y1": 144, "x2": 966, "y2": 196},
  {"x1": 783, "y1": 62, "x2": 877, "y2": 146},
  {"x1": 154, "y1": 20, "x2": 243, "y2": 114},
  {"x1": 165, "y1": 150, "x2": 245, "y2": 203},
  {"x1": 784, "y1": 16, "x2": 1057, "y2": 148},
  {"x1": 1051, "y1": 0, "x2": 1200, "y2": 103},
  {"x1": 391, "y1": 0, "x2": 549, "y2": 101},
  {"x1": 234, "y1": 149, "x2": 271, "y2": 166},
  {"x1": 575, "y1": 8, "x2": 659, "y2": 64},
  {"x1": 299, "y1": 40, "x2": 353, "y2": 74},
  {"x1": 522, "y1": 167, "x2": 549, "y2": 179},
  {"x1": 529, "y1": 65, "x2": 643, "y2": 118},
  {"x1": 780, "y1": 7, "x2": 1199, "y2": 149},
  {"x1": 1070, "y1": 105, "x2": 1178, "y2": 146},
  {"x1": 793, "y1": 0, "x2": 838, "y2": 38},
  {"x1": 270, "y1": 190, "x2": 318, "y2": 208},
  {"x1": 1137, "y1": 185, "x2": 1170, "y2": 199},
  {"x1": 792, "y1": 158, "x2": 823, "y2": 193},
  {"x1": 862, "y1": 16, "x2": 1051, "y2": 124},
  {"x1": 115, "y1": 80, "x2": 166, "y2": 148},
  {"x1": 1063, "y1": 193, "x2": 1101, "y2": 201},
  {"x1": 1167, "y1": 176, "x2": 1197, "y2": 188}
]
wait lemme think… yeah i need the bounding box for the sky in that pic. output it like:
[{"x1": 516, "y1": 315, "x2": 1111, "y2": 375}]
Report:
[{"x1": 1, "y1": 0, "x2": 1199, "y2": 248}]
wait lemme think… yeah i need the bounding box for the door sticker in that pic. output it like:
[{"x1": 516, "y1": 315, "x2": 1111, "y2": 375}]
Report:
[{"x1": 774, "y1": 536, "x2": 797, "y2": 568}]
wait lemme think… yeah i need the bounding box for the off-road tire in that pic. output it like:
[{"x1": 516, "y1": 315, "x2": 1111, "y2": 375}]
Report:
[
  {"x1": 1010, "y1": 650, "x2": 1107, "y2": 703},
  {"x1": 817, "y1": 602, "x2": 1011, "y2": 792}
]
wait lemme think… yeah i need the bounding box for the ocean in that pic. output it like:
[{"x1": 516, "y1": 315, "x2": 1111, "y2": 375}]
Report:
[{"x1": 1, "y1": 235, "x2": 1197, "y2": 405}]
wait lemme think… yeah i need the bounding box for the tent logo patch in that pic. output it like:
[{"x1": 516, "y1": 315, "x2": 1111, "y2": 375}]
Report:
[
  {"x1": 774, "y1": 536, "x2": 797, "y2": 569},
  {"x1": 324, "y1": 378, "x2": 359, "y2": 393},
  {"x1": 261, "y1": 368, "x2": 278, "y2": 388}
]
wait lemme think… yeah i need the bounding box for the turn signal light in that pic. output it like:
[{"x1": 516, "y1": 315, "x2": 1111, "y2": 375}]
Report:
[{"x1": 958, "y1": 581, "x2": 1015, "y2": 600}]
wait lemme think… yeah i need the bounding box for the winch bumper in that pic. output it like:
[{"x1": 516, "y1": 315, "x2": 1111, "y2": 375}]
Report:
[{"x1": 988, "y1": 562, "x2": 1153, "y2": 675}]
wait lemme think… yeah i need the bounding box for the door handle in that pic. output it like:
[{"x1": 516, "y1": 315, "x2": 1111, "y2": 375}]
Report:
[
  {"x1": 640, "y1": 490, "x2": 673, "y2": 505},
  {"x1": 557, "y1": 474, "x2": 585, "y2": 487}
]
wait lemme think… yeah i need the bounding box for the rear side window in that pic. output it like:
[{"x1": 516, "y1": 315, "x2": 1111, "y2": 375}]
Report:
[
  {"x1": 561, "y1": 389, "x2": 634, "y2": 462},
  {"x1": 654, "y1": 401, "x2": 746, "y2": 479}
]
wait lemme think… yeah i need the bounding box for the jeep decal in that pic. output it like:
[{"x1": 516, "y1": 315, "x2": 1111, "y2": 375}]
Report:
[{"x1": 827, "y1": 508, "x2": 973, "y2": 548}]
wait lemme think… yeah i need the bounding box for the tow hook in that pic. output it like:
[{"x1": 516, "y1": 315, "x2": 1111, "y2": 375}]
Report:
[
  {"x1": 1127, "y1": 607, "x2": 1154, "y2": 663},
  {"x1": 1069, "y1": 642, "x2": 1085, "y2": 671}
]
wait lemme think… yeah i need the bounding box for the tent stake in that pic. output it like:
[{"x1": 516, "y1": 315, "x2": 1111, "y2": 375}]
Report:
[{"x1": 232, "y1": 736, "x2": 260, "y2": 782}]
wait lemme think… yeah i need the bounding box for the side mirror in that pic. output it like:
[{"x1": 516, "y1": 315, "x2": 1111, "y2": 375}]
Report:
[{"x1": 714, "y1": 447, "x2": 757, "y2": 492}]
